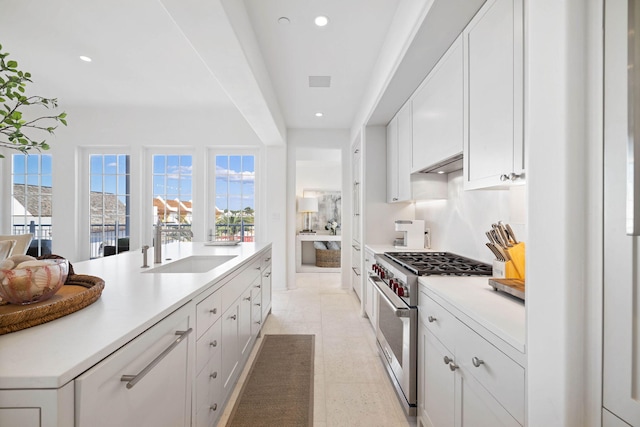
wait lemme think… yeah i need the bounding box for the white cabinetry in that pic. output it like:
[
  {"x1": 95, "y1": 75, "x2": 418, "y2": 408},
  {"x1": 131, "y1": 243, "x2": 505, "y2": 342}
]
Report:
[
  {"x1": 418, "y1": 284, "x2": 525, "y2": 427},
  {"x1": 352, "y1": 141, "x2": 362, "y2": 244},
  {"x1": 387, "y1": 102, "x2": 412, "y2": 203},
  {"x1": 603, "y1": 1, "x2": 640, "y2": 425},
  {"x1": 412, "y1": 36, "x2": 464, "y2": 173},
  {"x1": 0, "y1": 386, "x2": 74, "y2": 427},
  {"x1": 75, "y1": 304, "x2": 193, "y2": 427},
  {"x1": 260, "y1": 249, "x2": 272, "y2": 321},
  {"x1": 220, "y1": 256, "x2": 262, "y2": 398},
  {"x1": 463, "y1": 0, "x2": 524, "y2": 189},
  {"x1": 363, "y1": 247, "x2": 376, "y2": 329},
  {"x1": 194, "y1": 289, "x2": 222, "y2": 427}
]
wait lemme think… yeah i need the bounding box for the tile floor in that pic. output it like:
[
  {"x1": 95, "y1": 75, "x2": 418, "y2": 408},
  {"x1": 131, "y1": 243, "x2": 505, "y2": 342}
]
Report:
[{"x1": 217, "y1": 272, "x2": 415, "y2": 427}]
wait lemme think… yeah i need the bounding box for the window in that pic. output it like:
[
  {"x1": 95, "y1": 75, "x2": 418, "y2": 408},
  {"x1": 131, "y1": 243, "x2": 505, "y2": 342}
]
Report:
[
  {"x1": 89, "y1": 154, "x2": 130, "y2": 259},
  {"x1": 153, "y1": 154, "x2": 193, "y2": 242},
  {"x1": 214, "y1": 155, "x2": 255, "y2": 242},
  {"x1": 11, "y1": 154, "x2": 52, "y2": 256}
]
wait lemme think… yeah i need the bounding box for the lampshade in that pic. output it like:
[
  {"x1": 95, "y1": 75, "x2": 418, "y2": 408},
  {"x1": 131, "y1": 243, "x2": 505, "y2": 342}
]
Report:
[{"x1": 298, "y1": 197, "x2": 318, "y2": 213}]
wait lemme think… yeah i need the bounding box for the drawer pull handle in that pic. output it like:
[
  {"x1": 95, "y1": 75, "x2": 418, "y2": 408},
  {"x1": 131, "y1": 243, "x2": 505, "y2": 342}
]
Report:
[
  {"x1": 255, "y1": 284, "x2": 261, "y2": 289},
  {"x1": 448, "y1": 362, "x2": 459, "y2": 371},
  {"x1": 265, "y1": 257, "x2": 271, "y2": 262},
  {"x1": 210, "y1": 404, "x2": 218, "y2": 412},
  {"x1": 255, "y1": 302, "x2": 261, "y2": 307},
  {"x1": 265, "y1": 272, "x2": 271, "y2": 277},
  {"x1": 256, "y1": 267, "x2": 261, "y2": 270},
  {"x1": 256, "y1": 320, "x2": 262, "y2": 325},
  {"x1": 210, "y1": 371, "x2": 218, "y2": 379},
  {"x1": 120, "y1": 328, "x2": 193, "y2": 389},
  {"x1": 428, "y1": 315, "x2": 437, "y2": 323},
  {"x1": 209, "y1": 308, "x2": 217, "y2": 314},
  {"x1": 209, "y1": 340, "x2": 217, "y2": 348},
  {"x1": 244, "y1": 297, "x2": 251, "y2": 301},
  {"x1": 472, "y1": 357, "x2": 485, "y2": 367},
  {"x1": 443, "y1": 356, "x2": 453, "y2": 365},
  {"x1": 229, "y1": 314, "x2": 237, "y2": 320}
]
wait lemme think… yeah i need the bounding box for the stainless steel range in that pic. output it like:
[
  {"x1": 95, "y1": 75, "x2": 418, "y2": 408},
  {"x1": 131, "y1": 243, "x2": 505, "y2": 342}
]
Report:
[{"x1": 368, "y1": 251, "x2": 491, "y2": 417}]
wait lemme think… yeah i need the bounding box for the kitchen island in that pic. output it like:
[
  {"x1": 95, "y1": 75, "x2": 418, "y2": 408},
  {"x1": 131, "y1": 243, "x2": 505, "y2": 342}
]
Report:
[{"x1": 0, "y1": 241, "x2": 272, "y2": 427}]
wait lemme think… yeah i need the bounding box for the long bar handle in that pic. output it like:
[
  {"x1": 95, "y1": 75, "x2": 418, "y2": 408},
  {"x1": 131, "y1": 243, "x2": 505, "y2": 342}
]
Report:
[
  {"x1": 629, "y1": 0, "x2": 640, "y2": 235},
  {"x1": 369, "y1": 276, "x2": 412, "y2": 318},
  {"x1": 120, "y1": 328, "x2": 193, "y2": 389}
]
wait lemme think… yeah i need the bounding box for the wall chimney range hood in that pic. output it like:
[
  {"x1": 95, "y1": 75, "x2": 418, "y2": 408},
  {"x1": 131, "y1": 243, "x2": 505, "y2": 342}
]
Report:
[{"x1": 417, "y1": 153, "x2": 463, "y2": 174}]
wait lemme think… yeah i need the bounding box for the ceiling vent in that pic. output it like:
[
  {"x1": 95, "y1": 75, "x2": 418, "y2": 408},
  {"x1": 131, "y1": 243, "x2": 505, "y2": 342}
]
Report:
[{"x1": 309, "y1": 76, "x2": 331, "y2": 88}]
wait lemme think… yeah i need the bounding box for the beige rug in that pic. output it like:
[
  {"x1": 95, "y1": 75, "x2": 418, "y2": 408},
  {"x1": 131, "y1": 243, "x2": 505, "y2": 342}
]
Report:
[{"x1": 226, "y1": 334, "x2": 315, "y2": 427}]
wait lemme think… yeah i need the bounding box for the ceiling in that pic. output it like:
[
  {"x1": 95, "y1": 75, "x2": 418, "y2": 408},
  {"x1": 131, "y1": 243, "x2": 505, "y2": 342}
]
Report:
[
  {"x1": 0, "y1": 0, "x2": 401, "y2": 137},
  {"x1": 243, "y1": 0, "x2": 400, "y2": 129}
]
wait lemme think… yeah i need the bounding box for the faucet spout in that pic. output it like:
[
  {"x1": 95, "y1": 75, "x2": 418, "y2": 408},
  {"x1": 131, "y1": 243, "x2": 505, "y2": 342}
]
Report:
[
  {"x1": 154, "y1": 225, "x2": 165, "y2": 264},
  {"x1": 154, "y1": 225, "x2": 193, "y2": 263}
]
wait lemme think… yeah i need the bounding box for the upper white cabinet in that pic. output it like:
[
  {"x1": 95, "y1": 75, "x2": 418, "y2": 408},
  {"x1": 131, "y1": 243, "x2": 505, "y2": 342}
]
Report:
[
  {"x1": 387, "y1": 102, "x2": 413, "y2": 202},
  {"x1": 412, "y1": 36, "x2": 464, "y2": 173},
  {"x1": 463, "y1": 0, "x2": 524, "y2": 189}
]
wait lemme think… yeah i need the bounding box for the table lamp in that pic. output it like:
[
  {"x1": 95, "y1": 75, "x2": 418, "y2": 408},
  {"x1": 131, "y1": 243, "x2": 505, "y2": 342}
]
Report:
[{"x1": 298, "y1": 197, "x2": 318, "y2": 233}]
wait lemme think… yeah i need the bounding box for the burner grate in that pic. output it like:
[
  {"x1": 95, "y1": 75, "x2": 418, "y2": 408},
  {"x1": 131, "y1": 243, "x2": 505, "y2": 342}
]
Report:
[{"x1": 384, "y1": 252, "x2": 492, "y2": 276}]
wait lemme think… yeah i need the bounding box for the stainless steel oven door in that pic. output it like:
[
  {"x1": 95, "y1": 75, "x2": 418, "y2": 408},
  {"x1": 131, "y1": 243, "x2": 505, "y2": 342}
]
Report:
[{"x1": 369, "y1": 274, "x2": 417, "y2": 415}]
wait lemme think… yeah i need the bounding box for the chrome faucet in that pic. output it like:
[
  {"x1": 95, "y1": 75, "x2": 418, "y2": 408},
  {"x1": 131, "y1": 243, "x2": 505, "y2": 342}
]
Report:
[
  {"x1": 154, "y1": 225, "x2": 194, "y2": 263},
  {"x1": 141, "y1": 245, "x2": 150, "y2": 268}
]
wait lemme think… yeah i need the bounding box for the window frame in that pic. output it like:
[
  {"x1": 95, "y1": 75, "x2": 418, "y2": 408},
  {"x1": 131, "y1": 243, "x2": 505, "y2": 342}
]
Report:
[{"x1": 208, "y1": 149, "x2": 259, "y2": 243}]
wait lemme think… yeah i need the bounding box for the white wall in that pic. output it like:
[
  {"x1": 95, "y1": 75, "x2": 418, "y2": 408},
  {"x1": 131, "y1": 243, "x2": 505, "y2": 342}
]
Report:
[{"x1": 414, "y1": 170, "x2": 526, "y2": 263}]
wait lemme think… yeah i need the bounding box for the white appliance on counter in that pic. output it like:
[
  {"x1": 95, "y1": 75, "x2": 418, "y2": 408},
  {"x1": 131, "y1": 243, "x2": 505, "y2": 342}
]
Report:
[{"x1": 394, "y1": 220, "x2": 425, "y2": 249}]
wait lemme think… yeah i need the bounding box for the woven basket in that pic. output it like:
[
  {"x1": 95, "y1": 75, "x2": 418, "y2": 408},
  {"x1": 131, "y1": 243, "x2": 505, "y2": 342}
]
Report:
[{"x1": 315, "y1": 249, "x2": 341, "y2": 268}]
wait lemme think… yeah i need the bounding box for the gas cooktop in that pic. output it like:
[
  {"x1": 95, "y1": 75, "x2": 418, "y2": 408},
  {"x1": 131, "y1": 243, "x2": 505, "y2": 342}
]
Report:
[{"x1": 384, "y1": 251, "x2": 492, "y2": 276}]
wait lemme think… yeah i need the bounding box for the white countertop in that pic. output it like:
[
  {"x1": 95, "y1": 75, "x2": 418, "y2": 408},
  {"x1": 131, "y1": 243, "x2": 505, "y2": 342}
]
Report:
[
  {"x1": 0, "y1": 241, "x2": 270, "y2": 389},
  {"x1": 418, "y1": 276, "x2": 526, "y2": 355}
]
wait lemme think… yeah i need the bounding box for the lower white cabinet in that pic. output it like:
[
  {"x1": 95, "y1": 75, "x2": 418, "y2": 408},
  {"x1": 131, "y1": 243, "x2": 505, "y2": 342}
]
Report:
[
  {"x1": 75, "y1": 304, "x2": 193, "y2": 427},
  {"x1": 0, "y1": 385, "x2": 74, "y2": 427},
  {"x1": 418, "y1": 289, "x2": 524, "y2": 427},
  {"x1": 363, "y1": 248, "x2": 376, "y2": 329}
]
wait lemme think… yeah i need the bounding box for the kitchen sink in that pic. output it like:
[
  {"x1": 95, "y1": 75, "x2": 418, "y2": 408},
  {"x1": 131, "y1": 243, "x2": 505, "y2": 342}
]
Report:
[{"x1": 143, "y1": 255, "x2": 237, "y2": 274}]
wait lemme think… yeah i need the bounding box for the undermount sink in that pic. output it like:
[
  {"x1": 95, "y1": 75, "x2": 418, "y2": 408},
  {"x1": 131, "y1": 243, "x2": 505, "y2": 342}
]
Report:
[{"x1": 144, "y1": 255, "x2": 237, "y2": 274}]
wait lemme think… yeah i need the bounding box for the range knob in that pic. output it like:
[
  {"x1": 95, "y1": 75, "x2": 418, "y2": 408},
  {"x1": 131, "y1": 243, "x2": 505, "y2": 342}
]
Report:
[{"x1": 397, "y1": 286, "x2": 405, "y2": 297}]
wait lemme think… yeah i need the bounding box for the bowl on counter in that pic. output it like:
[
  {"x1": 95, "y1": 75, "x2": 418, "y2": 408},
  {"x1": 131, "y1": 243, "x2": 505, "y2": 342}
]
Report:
[{"x1": 0, "y1": 259, "x2": 69, "y2": 305}]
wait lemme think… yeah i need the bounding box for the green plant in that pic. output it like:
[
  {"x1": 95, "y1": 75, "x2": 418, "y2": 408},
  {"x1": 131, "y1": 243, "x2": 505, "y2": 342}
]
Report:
[{"x1": 0, "y1": 43, "x2": 67, "y2": 158}]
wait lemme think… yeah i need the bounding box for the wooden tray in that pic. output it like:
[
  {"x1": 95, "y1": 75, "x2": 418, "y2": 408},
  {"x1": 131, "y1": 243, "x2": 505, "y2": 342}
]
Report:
[
  {"x1": 0, "y1": 274, "x2": 105, "y2": 335},
  {"x1": 488, "y1": 278, "x2": 525, "y2": 301}
]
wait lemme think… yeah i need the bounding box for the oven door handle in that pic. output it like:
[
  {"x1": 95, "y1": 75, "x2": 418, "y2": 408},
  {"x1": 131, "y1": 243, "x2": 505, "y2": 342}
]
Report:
[{"x1": 369, "y1": 275, "x2": 412, "y2": 318}]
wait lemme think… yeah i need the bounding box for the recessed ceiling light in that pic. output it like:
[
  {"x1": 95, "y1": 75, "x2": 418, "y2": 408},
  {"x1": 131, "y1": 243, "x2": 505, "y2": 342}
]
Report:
[
  {"x1": 79, "y1": 56, "x2": 92, "y2": 62},
  {"x1": 278, "y1": 16, "x2": 290, "y2": 25},
  {"x1": 314, "y1": 16, "x2": 329, "y2": 27},
  {"x1": 437, "y1": 170, "x2": 445, "y2": 174},
  {"x1": 315, "y1": 112, "x2": 324, "y2": 117}
]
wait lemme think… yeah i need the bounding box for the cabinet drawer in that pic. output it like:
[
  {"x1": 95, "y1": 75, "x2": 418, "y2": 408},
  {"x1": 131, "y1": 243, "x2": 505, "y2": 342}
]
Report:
[
  {"x1": 196, "y1": 319, "x2": 221, "y2": 375},
  {"x1": 221, "y1": 258, "x2": 261, "y2": 310},
  {"x1": 261, "y1": 249, "x2": 272, "y2": 268},
  {"x1": 75, "y1": 305, "x2": 192, "y2": 427},
  {"x1": 195, "y1": 352, "x2": 222, "y2": 425},
  {"x1": 196, "y1": 290, "x2": 221, "y2": 339},
  {"x1": 457, "y1": 322, "x2": 525, "y2": 424},
  {"x1": 419, "y1": 292, "x2": 458, "y2": 351}
]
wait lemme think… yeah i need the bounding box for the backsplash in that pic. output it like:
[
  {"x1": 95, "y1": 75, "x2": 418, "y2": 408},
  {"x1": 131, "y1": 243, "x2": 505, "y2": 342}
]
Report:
[{"x1": 414, "y1": 170, "x2": 527, "y2": 263}]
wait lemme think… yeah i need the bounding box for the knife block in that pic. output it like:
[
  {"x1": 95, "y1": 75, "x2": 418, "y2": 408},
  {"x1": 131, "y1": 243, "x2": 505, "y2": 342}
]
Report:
[{"x1": 492, "y1": 259, "x2": 523, "y2": 280}]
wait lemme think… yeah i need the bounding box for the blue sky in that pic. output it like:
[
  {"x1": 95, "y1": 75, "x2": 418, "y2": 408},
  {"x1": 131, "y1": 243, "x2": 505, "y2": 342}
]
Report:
[{"x1": 12, "y1": 153, "x2": 256, "y2": 211}]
